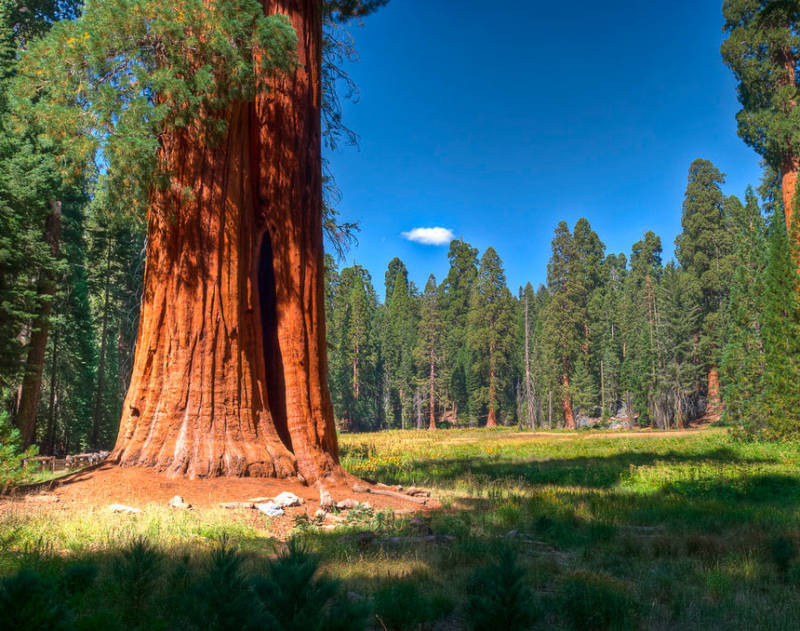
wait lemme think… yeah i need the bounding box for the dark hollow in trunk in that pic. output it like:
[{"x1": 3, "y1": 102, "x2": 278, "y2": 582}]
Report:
[{"x1": 258, "y1": 231, "x2": 291, "y2": 453}]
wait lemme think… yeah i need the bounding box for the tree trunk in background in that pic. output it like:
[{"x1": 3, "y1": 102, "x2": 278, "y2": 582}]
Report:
[
  {"x1": 428, "y1": 354, "x2": 436, "y2": 430},
  {"x1": 706, "y1": 366, "x2": 722, "y2": 420},
  {"x1": 486, "y1": 346, "x2": 497, "y2": 427},
  {"x1": 524, "y1": 295, "x2": 535, "y2": 429},
  {"x1": 112, "y1": 0, "x2": 339, "y2": 483},
  {"x1": 16, "y1": 200, "x2": 61, "y2": 447},
  {"x1": 44, "y1": 325, "x2": 59, "y2": 455},
  {"x1": 561, "y1": 372, "x2": 575, "y2": 429}
]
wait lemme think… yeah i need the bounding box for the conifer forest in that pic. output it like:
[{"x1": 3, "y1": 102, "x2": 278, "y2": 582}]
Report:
[{"x1": 2, "y1": 2, "x2": 800, "y2": 630}]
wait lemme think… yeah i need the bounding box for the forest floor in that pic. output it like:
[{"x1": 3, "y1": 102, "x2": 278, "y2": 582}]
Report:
[{"x1": 3, "y1": 427, "x2": 800, "y2": 629}]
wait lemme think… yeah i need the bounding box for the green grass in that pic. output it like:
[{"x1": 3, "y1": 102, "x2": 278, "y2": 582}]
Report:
[{"x1": 3, "y1": 428, "x2": 800, "y2": 629}]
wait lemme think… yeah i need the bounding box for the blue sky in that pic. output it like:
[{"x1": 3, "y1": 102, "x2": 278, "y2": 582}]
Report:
[{"x1": 324, "y1": 0, "x2": 763, "y2": 300}]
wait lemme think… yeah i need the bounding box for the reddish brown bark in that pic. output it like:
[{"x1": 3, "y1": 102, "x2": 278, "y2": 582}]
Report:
[
  {"x1": 779, "y1": 47, "x2": 799, "y2": 236},
  {"x1": 706, "y1": 366, "x2": 722, "y2": 419},
  {"x1": 112, "y1": 1, "x2": 339, "y2": 483},
  {"x1": 17, "y1": 201, "x2": 61, "y2": 448},
  {"x1": 561, "y1": 372, "x2": 575, "y2": 429},
  {"x1": 782, "y1": 161, "x2": 799, "y2": 234},
  {"x1": 486, "y1": 344, "x2": 497, "y2": 428}
]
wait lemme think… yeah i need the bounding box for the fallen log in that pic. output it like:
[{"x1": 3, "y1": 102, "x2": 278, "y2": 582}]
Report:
[{"x1": 351, "y1": 484, "x2": 428, "y2": 505}]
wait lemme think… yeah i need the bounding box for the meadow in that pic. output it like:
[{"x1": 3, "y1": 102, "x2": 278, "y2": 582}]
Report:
[{"x1": 2, "y1": 428, "x2": 800, "y2": 629}]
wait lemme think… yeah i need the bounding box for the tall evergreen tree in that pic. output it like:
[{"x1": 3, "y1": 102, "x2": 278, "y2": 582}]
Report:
[
  {"x1": 382, "y1": 260, "x2": 417, "y2": 428},
  {"x1": 541, "y1": 222, "x2": 585, "y2": 428},
  {"x1": 414, "y1": 274, "x2": 443, "y2": 430},
  {"x1": 327, "y1": 263, "x2": 379, "y2": 431},
  {"x1": 675, "y1": 159, "x2": 736, "y2": 415},
  {"x1": 721, "y1": 185, "x2": 768, "y2": 426},
  {"x1": 751, "y1": 208, "x2": 800, "y2": 438},
  {"x1": 619, "y1": 231, "x2": 663, "y2": 425},
  {"x1": 440, "y1": 239, "x2": 478, "y2": 424},
  {"x1": 467, "y1": 247, "x2": 515, "y2": 427},
  {"x1": 653, "y1": 264, "x2": 701, "y2": 429}
]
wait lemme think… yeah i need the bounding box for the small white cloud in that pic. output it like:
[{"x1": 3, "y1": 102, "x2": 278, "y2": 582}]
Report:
[{"x1": 401, "y1": 227, "x2": 455, "y2": 246}]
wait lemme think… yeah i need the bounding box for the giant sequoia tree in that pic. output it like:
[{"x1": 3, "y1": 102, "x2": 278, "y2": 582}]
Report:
[
  {"x1": 722, "y1": 0, "x2": 800, "y2": 232},
  {"x1": 18, "y1": 0, "x2": 384, "y2": 481}
]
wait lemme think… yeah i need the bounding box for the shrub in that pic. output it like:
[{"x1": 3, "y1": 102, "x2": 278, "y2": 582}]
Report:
[
  {"x1": 557, "y1": 570, "x2": 636, "y2": 630},
  {"x1": 0, "y1": 569, "x2": 71, "y2": 630},
  {"x1": 0, "y1": 410, "x2": 37, "y2": 492},
  {"x1": 111, "y1": 537, "x2": 163, "y2": 625},
  {"x1": 373, "y1": 578, "x2": 451, "y2": 631},
  {"x1": 769, "y1": 535, "x2": 797, "y2": 576},
  {"x1": 466, "y1": 547, "x2": 538, "y2": 631},
  {"x1": 184, "y1": 539, "x2": 255, "y2": 630},
  {"x1": 252, "y1": 539, "x2": 368, "y2": 631}
]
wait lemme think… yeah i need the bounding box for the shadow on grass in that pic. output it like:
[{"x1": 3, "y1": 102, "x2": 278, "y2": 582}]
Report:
[{"x1": 360, "y1": 446, "x2": 776, "y2": 490}]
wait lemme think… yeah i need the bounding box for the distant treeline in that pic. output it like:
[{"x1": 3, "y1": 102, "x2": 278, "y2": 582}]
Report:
[{"x1": 325, "y1": 159, "x2": 800, "y2": 438}]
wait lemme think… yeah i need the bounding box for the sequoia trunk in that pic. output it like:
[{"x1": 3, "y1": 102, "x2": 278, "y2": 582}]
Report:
[
  {"x1": 112, "y1": 0, "x2": 339, "y2": 483},
  {"x1": 486, "y1": 343, "x2": 497, "y2": 427},
  {"x1": 780, "y1": 48, "x2": 799, "y2": 236},
  {"x1": 561, "y1": 372, "x2": 575, "y2": 429},
  {"x1": 706, "y1": 366, "x2": 722, "y2": 418},
  {"x1": 782, "y1": 161, "x2": 798, "y2": 234}
]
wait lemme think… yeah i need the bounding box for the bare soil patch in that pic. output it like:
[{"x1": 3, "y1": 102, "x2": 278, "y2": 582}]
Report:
[{"x1": 1, "y1": 463, "x2": 435, "y2": 538}]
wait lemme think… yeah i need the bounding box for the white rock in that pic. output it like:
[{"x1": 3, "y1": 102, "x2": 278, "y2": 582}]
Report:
[
  {"x1": 109, "y1": 504, "x2": 141, "y2": 514},
  {"x1": 272, "y1": 491, "x2": 303, "y2": 508},
  {"x1": 255, "y1": 502, "x2": 285, "y2": 517},
  {"x1": 168, "y1": 495, "x2": 191, "y2": 510},
  {"x1": 314, "y1": 509, "x2": 327, "y2": 519}
]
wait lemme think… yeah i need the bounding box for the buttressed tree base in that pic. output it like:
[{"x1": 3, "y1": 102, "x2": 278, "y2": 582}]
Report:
[{"x1": 111, "y1": 0, "x2": 340, "y2": 483}]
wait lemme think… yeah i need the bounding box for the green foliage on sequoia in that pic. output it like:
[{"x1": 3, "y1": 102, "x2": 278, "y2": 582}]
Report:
[
  {"x1": 13, "y1": 0, "x2": 297, "y2": 209},
  {"x1": 722, "y1": 0, "x2": 800, "y2": 170}
]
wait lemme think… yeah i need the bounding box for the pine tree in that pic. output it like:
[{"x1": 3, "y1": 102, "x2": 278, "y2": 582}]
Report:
[
  {"x1": 414, "y1": 275, "x2": 443, "y2": 430},
  {"x1": 675, "y1": 159, "x2": 736, "y2": 415},
  {"x1": 654, "y1": 264, "x2": 701, "y2": 429},
  {"x1": 619, "y1": 231, "x2": 663, "y2": 425},
  {"x1": 751, "y1": 209, "x2": 800, "y2": 439},
  {"x1": 328, "y1": 263, "x2": 379, "y2": 431},
  {"x1": 382, "y1": 260, "x2": 417, "y2": 429},
  {"x1": 571, "y1": 360, "x2": 597, "y2": 418},
  {"x1": 721, "y1": 185, "x2": 767, "y2": 427},
  {"x1": 467, "y1": 248, "x2": 515, "y2": 427},
  {"x1": 541, "y1": 222, "x2": 585, "y2": 428},
  {"x1": 441, "y1": 239, "x2": 479, "y2": 424}
]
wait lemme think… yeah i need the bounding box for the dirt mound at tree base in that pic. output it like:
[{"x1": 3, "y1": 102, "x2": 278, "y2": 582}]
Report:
[{"x1": 16, "y1": 463, "x2": 435, "y2": 515}]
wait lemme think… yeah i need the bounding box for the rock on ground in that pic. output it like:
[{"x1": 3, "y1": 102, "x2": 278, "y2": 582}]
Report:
[
  {"x1": 168, "y1": 495, "x2": 191, "y2": 510},
  {"x1": 272, "y1": 491, "x2": 303, "y2": 508},
  {"x1": 255, "y1": 502, "x2": 285, "y2": 517},
  {"x1": 109, "y1": 504, "x2": 141, "y2": 514}
]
